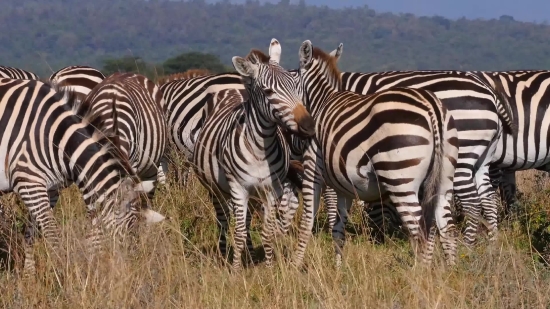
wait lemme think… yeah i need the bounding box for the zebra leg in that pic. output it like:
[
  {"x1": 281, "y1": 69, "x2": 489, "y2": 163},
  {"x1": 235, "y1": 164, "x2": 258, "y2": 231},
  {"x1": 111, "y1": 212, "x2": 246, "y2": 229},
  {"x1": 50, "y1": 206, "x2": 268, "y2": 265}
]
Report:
[
  {"x1": 433, "y1": 131, "x2": 459, "y2": 266},
  {"x1": 476, "y1": 164, "x2": 499, "y2": 240},
  {"x1": 333, "y1": 193, "x2": 353, "y2": 267},
  {"x1": 499, "y1": 172, "x2": 518, "y2": 216},
  {"x1": 384, "y1": 191, "x2": 425, "y2": 263},
  {"x1": 18, "y1": 185, "x2": 61, "y2": 277},
  {"x1": 244, "y1": 203, "x2": 255, "y2": 265},
  {"x1": 292, "y1": 141, "x2": 323, "y2": 268},
  {"x1": 453, "y1": 169, "x2": 483, "y2": 246},
  {"x1": 229, "y1": 183, "x2": 250, "y2": 272},
  {"x1": 362, "y1": 201, "x2": 401, "y2": 244},
  {"x1": 157, "y1": 156, "x2": 169, "y2": 189},
  {"x1": 212, "y1": 196, "x2": 231, "y2": 260},
  {"x1": 275, "y1": 182, "x2": 300, "y2": 236},
  {"x1": 22, "y1": 188, "x2": 62, "y2": 275},
  {"x1": 323, "y1": 187, "x2": 338, "y2": 232},
  {"x1": 261, "y1": 191, "x2": 279, "y2": 268}
]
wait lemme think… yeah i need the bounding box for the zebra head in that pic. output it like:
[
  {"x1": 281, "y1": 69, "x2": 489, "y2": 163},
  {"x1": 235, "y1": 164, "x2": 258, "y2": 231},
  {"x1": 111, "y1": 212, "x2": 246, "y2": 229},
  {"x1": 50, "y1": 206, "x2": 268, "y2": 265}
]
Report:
[
  {"x1": 231, "y1": 39, "x2": 315, "y2": 138},
  {"x1": 105, "y1": 177, "x2": 166, "y2": 235},
  {"x1": 298, "y1": 40, "x2": 344, "y2": 115}
]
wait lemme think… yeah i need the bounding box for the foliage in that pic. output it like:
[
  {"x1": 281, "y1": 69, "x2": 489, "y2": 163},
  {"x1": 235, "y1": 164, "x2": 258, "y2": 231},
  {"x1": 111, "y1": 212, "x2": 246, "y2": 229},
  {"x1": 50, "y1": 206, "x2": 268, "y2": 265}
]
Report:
[
  {"x1": 101, "y1": 56, "x2": 148, "y2": 76},
  {"x1": 3, "y1": 0, "x2": 550, "y2": 77},
  {"x1": 1, "y1": 157, "x2": 550, "y2": 307},
  {"x1": 163, "y1": 52, "x2": 230, "y2": 75}
]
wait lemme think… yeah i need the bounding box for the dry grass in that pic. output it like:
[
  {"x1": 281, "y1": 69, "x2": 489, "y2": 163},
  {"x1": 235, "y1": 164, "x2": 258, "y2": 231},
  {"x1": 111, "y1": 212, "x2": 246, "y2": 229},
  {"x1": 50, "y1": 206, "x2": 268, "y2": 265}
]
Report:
[{"x1": 0, "y1": 169, "x2": 549, "y2": 308}]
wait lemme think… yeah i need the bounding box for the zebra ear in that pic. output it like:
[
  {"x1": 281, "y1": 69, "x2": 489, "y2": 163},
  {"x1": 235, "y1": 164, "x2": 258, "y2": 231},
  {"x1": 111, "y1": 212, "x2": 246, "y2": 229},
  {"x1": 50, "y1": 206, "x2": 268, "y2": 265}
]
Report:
[
  {"x1": 329, "y1": 43, "x2": 343, "y2": 61},
  {"x1": 119, "y1": 177, "x2": 140, "y2": 207},
  {"x1": 299, "y1": 40, "x2": 313, "y2": 70},
  {"x1": 269, "y1": 38, "x2": 281, "y2": 64},
  {"x1": 232, "y1": 56, "x2": 257, "y2": 78}
]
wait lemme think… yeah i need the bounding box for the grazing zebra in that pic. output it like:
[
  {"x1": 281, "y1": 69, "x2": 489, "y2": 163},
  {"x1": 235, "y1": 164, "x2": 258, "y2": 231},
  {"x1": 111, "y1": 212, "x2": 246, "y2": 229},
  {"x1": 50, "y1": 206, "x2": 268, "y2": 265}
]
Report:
[
  {"x1": 330, "y1": 67, "x2": 515, "y2": 246},
  {"x1": 49, "y1": 65, "x2": 106, "y2": 101},
  {"x1": 0, "y1": 65, "x2": 39, "y2": 80},
  {"x1": 0, "y1": 78, "x2": 165, "y2": 275},
  {"x1": 292, "y1": 40, "x2": 459, "y2": 268},
  {"x1": 192, "y1": 40, "x2": 315, "y2": 271},
  {"x1": 77, "y1": 72, "x2": 168, "y2": 200},
  {"x1": 160, "y1": 68, "x2": 245, "y2": 185}
]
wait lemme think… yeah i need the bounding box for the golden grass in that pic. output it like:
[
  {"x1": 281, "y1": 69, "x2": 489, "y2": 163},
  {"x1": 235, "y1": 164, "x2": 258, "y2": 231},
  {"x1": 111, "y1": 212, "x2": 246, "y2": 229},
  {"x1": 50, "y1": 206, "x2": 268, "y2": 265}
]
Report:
[{"x1": 0, "y1": 169, "x2": 549, "y2": 308}]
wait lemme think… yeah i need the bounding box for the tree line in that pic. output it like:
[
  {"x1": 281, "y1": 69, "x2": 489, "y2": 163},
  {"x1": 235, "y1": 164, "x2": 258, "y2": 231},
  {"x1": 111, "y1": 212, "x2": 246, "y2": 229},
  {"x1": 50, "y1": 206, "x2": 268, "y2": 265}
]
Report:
[{"x1": 2, "y1": 0, "x2": 550, "y2": 78}]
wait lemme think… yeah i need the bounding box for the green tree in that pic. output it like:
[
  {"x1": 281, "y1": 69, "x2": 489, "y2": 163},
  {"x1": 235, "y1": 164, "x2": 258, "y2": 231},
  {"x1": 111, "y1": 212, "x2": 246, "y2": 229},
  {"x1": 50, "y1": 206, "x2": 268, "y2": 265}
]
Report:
[
  {"x1": 162, "y1": 52, "x2": 229, "y2": 75},
  {"x1": 101, "y1": 56, "x2": 148, "y2": 76}
]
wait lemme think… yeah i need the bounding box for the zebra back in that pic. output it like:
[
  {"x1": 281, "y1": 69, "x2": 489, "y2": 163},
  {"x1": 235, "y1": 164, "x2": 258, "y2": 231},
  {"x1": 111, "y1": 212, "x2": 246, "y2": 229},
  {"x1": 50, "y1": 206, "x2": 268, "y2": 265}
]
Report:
[
  {"x1": 49, "y1": 65, "x2": 106, "y2": 101},
  {"x1": 0, "y1": 65, "x2": 39, "y2": 80},
  {"x1": 157, "y1": 69, "x2": 213, "y2": 86},
  {"x1": 78, "y1": 72, "x2": 167, "y2": 181}
]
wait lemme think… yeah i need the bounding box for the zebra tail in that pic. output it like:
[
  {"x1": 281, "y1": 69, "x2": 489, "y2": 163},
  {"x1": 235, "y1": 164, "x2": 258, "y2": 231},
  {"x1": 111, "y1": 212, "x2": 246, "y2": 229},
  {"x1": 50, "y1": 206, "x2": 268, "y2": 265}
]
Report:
[
  {"x1": 465, "y1": 72, "x2": 517, "y2": 135},
  {"x1": 286, "y1": 160, "x2": 304, "y2": 191},
  {"x1": 420, "y1": 101, "x2": 444, "y2": 240},
  {"x1": 491, "y1": 78, "x2": 517, "y2": 135}
]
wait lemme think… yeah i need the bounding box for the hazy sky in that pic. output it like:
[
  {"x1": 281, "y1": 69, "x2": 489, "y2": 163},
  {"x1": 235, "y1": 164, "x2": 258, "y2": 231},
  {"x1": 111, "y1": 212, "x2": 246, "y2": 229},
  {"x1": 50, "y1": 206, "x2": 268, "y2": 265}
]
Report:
[{"x1": 227, "y1": 0, "x2": 550, "y2": 23}]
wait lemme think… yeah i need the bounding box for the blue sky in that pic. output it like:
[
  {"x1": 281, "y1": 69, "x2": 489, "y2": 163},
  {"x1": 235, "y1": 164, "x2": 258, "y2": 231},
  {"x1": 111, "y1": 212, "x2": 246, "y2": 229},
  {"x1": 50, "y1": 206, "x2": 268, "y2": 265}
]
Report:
[{"x1": 226, "y1": 0, "x2": 550, "y2": 23}]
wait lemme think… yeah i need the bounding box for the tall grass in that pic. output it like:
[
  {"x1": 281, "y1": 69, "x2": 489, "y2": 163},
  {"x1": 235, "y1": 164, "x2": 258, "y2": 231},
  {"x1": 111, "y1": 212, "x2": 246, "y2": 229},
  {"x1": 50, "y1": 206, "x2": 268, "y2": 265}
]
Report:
[{"x1": 0, "y1": 167, "x2": 549, "y2": 308}]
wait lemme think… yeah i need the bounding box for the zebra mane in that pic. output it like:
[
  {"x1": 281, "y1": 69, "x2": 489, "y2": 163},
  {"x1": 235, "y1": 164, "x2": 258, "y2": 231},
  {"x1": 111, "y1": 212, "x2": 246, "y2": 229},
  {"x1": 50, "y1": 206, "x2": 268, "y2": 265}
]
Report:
[
  {"x1": 245, "y1": 49, "x2": 271, "y2": 64},
  {"x1": 157, "y1": 69, "x2": 212, "y2": 85},
  {"x1": 312, "y1": 47, "x2": 342, "y2": 86}
]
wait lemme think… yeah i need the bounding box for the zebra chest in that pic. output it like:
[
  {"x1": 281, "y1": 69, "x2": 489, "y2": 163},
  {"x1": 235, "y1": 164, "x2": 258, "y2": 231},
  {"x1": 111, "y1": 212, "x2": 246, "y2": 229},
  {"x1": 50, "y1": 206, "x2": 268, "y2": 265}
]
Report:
[{"x1": 221, "y1": 145, "x2": 284, "y2": 191}]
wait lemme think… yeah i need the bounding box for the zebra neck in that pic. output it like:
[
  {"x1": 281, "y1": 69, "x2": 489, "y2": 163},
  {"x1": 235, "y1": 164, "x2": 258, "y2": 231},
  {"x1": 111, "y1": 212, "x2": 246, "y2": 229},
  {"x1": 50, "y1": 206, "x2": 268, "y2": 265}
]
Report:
[
  {"x1": 307, "y1": 83, "x2": 336, "y2": 119},
  {"x1": 68, "y1": 140, "x2": 122, "y2": 209},
  {"x1": 242, "y1": 98, "x2": 278, "y2": 157}
]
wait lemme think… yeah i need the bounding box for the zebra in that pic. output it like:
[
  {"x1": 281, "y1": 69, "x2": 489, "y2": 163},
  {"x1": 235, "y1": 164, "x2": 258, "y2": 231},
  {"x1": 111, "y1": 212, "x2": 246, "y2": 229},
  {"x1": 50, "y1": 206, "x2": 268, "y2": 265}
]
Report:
[
  {"x1": 321, "y1": 66, "x2": 514, "y2": 247},
  {"x1": 0, "y1": 65, "x2": 39, "y2": 80},
  {"x1": 76, "y1": 72, "x2": 168, "y2": 200},
  {"x1": 467, "y1": 70, "x2": 550, "y2": 218},
  {"x1": 0, "y1": 78, "x2": 165, "y2": 276},
  {"x1": 292, "y1": 40, "x2": 459, "y2": 268},
  {"x1": 192, "y1": 40, "x2": 315, "y2": 271},
  {"x1": 160, "y1": 69, "x2": 245, "y2": 186},
  {"x1": 49, "y1": 65, "x2": 106, "y2": 101}
]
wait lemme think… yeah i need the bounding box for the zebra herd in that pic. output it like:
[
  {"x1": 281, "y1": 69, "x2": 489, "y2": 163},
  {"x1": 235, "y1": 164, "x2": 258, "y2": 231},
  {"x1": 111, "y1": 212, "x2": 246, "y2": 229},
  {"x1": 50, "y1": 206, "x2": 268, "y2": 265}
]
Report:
[{"x1": 0, "y1": 37, "x2": 548, "y2": 277}]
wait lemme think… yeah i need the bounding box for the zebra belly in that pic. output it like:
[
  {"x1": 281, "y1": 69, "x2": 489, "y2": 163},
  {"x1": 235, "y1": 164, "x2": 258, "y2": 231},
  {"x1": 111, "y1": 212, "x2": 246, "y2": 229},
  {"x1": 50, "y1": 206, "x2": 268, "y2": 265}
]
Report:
[
  {"x1": 494, "y1": 133, "x2": 550, "y2": 170},
  {"x1": 327, "y1": 161, "x2": 387, "y2": 202}
]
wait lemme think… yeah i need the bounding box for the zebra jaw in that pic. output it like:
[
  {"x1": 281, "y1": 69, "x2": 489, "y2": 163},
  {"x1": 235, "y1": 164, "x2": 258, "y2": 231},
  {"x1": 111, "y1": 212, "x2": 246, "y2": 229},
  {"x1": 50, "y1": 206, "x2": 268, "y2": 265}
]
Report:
[
  {"x1": 133, "y1": 181, "x2": 156, "y2": 193},
  {"x1": 142, "y1": 208, "x2": 166, "y2": 224}
]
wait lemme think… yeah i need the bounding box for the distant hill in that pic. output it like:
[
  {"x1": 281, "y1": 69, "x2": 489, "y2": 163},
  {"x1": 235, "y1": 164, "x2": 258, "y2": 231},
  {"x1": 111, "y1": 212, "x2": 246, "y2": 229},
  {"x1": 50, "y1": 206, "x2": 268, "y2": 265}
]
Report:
[
  {"x1": 224, "y1": 0, "x2": 550, "y2": 22},
  {"x1": 2, "y1": 0, "x2": 550, "y2": 77}
]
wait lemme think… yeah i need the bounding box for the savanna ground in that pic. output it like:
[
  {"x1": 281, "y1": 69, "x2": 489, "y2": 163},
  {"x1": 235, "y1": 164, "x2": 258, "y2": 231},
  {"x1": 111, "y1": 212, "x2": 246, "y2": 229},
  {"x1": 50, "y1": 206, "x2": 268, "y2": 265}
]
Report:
[{"x1": 1, "y1": 159, "x2": 550, "y2": 308}]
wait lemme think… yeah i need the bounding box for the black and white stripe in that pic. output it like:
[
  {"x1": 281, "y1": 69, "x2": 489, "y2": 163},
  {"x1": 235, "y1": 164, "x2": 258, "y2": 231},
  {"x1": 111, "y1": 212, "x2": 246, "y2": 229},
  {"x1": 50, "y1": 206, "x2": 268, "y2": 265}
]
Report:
[
  {"x1": 192, "y1": 40, "x2": 315, "y2": 271},
  {"x1": 293, "y1": 41, "x2": 459, "y2": 267},
  {"x1": 332, "y1": 68, "x2": 515, "y2": 245},
  {"x1": 0, "y1": 65, "x2": 39, "y2": 80},
  {"x1": 160, "y1": 70, "x2": 245, "y2": 185},
  {"x1": 0, "y1": 78, "x2": 165, "y2": 276},
  {"x1": 49, "y1": 65, "x2": 105, "y2": 101},
  {"x1": 77, "y1": 72, "x2": 168, "y2": 200},
  {"x1": 469, "y1": 71, "x2": 550, "y2": 218}
]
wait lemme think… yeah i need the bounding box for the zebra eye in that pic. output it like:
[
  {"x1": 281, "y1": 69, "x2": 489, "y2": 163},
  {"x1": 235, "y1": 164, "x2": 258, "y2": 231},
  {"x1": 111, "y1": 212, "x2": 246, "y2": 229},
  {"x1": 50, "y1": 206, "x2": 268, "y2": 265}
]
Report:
[{"x1": 264, "y1": 88, "x2": 274, "y2": 96}]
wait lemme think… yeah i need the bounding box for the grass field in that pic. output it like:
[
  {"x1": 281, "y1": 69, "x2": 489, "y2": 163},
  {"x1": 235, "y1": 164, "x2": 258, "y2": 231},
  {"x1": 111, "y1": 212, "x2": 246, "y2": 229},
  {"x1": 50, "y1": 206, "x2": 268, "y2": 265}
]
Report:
[{"x1": 0, "y1": 165, "x2": 549, "y2": 308}]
